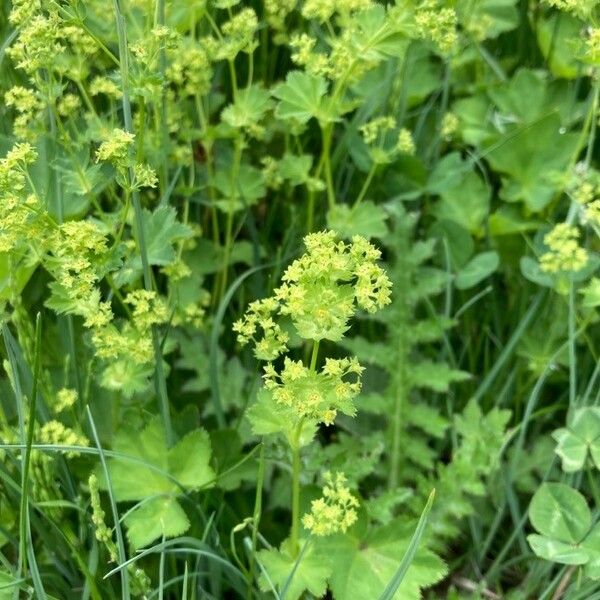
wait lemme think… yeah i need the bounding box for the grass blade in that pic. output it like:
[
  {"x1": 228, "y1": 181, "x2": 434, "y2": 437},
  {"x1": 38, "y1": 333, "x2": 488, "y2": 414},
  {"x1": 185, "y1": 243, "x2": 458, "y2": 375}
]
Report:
[{"x1": 378, "y1": 489, "x2": 436, "y2": 600}]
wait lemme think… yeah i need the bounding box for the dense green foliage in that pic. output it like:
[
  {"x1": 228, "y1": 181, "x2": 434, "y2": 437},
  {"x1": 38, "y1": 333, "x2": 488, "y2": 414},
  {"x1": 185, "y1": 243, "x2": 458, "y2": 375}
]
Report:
[{"x1": 1, "y1": 0, "x2": 600, "y2": 598}]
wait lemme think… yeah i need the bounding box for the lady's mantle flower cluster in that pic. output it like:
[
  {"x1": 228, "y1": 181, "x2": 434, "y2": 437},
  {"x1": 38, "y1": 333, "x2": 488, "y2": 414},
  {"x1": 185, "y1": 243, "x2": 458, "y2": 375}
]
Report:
[
  {"x1": 234, "y1": 231, "x2": 392, "y2": 360},
  {"x1": 263, "y1": 357, "x2": 364, "y2": 425},
  {"x1": 539, "y1": 223, "x2": 589, "y2": 274},
  {"x1": 302, "y1": 471, "x2": 359, "y2": 536}
]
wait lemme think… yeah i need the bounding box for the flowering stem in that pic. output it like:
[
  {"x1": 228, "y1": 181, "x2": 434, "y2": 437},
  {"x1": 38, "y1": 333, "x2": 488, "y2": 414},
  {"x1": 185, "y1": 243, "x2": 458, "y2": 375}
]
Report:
[
  {"x1": 290, "y1": 342, "x2": 319, "y2": 556},
  {"x1": 309, "y1": 340, "x2": 320, "y2": 372},
  {"x1": 290, "y1": 427, "x2": 302, "y2": 558},
  {"x1": 354, "y1": 162, "x2": 377, "y2": 208},
  {"x1": 113, "y1": 0, "x2": 173, "y2": 445}
]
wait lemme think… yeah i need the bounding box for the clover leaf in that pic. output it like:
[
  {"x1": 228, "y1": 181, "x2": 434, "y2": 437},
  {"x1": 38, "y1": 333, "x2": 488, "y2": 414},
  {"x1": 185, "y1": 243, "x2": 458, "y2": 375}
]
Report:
[
  {"x1": 528, "y1": 483, "x2": 600, "y2": 579},
  {"x1": 552, "y1": 407, "x2": 600, "y2": 472},
  {"x1": 104, "y1": 417, "x2": 214, "y2": 549}
]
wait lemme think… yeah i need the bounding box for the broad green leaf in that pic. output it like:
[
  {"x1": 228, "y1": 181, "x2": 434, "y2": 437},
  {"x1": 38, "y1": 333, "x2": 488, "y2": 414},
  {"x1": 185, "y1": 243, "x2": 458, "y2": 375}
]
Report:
[
  {"x1": 529, "y1": 483, "x2": 590, "y2": 544},
  {"x1": 457, "y1": 0, "x2": 519, "y2": 39},
  {"x1": 537, "y1": 13, "x2": 582, "y2": 79},
  {"x1": 580, "y1": 278, "x2": 600, "y2": 308},
  {"x1": 327, "y1": 201, "x2": 388, "y2": 239},
  {"x1": 273, "y1": 71, "x2": 339, "y2": 124},
  {"x1": 278, "y1": 153, "x2": 313, "y2": 185},
  {"x1": 455, "y1": 251, "x2": 499, "y2": 290},
  {"x1": 213, "y1": 164, "x2": 266, "y2": 212},
  {"x1": 527, "y1": 534, "x2": 589, "y2": 565},
  {"x1": 139, "y1": 205, "x2": 193, "y2": 267},
  {"x1": 582, "y1": 523, "x2": 600, "y2": 580},
  {"x1": 246, "y1": 389, "x2": 317, "y2": 447},
  {"x1": 257, "y1": 539, "x2": 331, "y2": 600},
  {"x1": 221, "y1": 85, "x2": 272, "y2": 129},
  {"x1": 125, "y1": 496, "x2": 190, "y2": 550},
  {"x1": 489, "y1": 206, "x2": 542, "y2": 236},
  {"x1": 429, "y1": 153, "x2": 490, "y2": 235},
  {"x1": 520, "y1": 256, "x2": 554, "y2": 288},
  {"x1": 485, "y1": 114, "x2": 579, "y2": 211},
  {"x1": 104, "y1": 418, "x2": 214, "y2": 548},
  {"x1": 349, "y1": 4, "x2": 410, "y2": 60},
  {"x1": 322, "y1": 519, "x2": 447, "y2": 599},
  {"x1": 552, "y1": 407, "x2": 600, "y2": 472}
]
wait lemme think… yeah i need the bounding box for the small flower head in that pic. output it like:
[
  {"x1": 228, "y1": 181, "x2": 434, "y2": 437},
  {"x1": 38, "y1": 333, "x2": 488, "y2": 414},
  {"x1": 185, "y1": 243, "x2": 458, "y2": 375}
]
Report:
[
  {"x1": 302, "y1": 471, "x2": 359, "y2": 536},
  {"x1": 55, "y1": 388, "x2": 78, "y2": 413},
  {"x1": 539, "y1": 223, "x2": 589, "y2": 274},
  {"x1": 95, "y1": 129, "x2": 135, "y2": 164}
]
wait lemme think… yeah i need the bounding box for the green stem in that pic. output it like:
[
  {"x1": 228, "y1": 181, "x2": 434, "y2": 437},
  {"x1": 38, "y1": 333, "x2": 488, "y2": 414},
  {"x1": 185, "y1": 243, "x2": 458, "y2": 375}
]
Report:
[
  {"x1": 113, "y1": 0, "x2": 173, "y2": 444},
  {"x1": 310, "y1": 339, "x2": 320, "y2": 372},
  {"x1": 354, "y1": 162, "x2": 377, "y2": 207},
  {"x1": 568, "y1": 282, "x2": 576, "y2": 409},
  {"x1": 321, "y1": 125, "x2": 335, "y2": 209},
  {"x1": 19, "y1": 314, "x2": 41, "y2": 585},
  {"x1": 290, "y1": 424, "x2": 302, "y2": 558}
]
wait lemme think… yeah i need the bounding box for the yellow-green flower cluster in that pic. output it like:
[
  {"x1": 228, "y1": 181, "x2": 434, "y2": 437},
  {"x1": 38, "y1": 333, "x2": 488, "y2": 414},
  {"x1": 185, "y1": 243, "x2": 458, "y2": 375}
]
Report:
[
  {"x1": 264, "y1": 0, "x2": 297, "y2": 43},
  {"x1": 301, "y1": 0, "x2": 373, "y2": 22},
  {"x1": 396, "y1": 128, "x2": 415, "y2": 155},
  {"x1": 95, "y1": 129, "x2": 136, "y2": 165},
  {"x1": 7, "y1": 11, "x2": 65, "y2": 74},
  {"x1": 233, "y1": 297, "x2": 290, "y2": 360},
  {"x1": 167, "y1": 39, "x2": 213, "y2": 97},
  {"x1": 0, "y1": 143, "x2": 42, "y2": 252},
  {"x1": 89, "y1": 76, "x2": 123, "y2": 99},
  {"x1": 289, "y1": 34, "x2": 330, "y2": 77},
  {"x1": 441, "y1": 112, "x2": 459, "y2": 139},
  {"x1": 539, "y1": 223, "x2": 589, "y2": 274},
  {"x1": 263, "y1": 356, "x2": 364, "y2": 425},
  {"x1": 39, "y1": 420, "x2": 88, "y2": 458},
  {"x1": 235, "y1": 232, "x2": 391, "y2": 358},
  {"x1": 217, "y1": 8, "x2": 259, "y2": 59},
  {"x1": 586, "y1": 28, "x2": 600, "y2": 64},
  {"x1": 302, "y1": 471, "x2": 359, "y2": 536},
  {"x1": 89, "y1": 473, "x2": 117, "y2": 557},
  {"x1": 125, "y1": 289, "x2": 169, "y2": 332},
  {"x1": 543, "y1": 0, "x2": 597, "y2": 17},
  {"x1": 55, "y1": 388, "x2": 78, "y2": 413},
  {"x1": 360, "y1": 116, "x2": 396, "y2": 145},
  {"x1": 48, "y1": 220, "x2": 108, "y2": 304},
  {"x1": 571, "y1": 170, "x2": 600, "y2": 226},
  {"x1": 5, "y1": 86, "x2": 41, "y2": 139},
  {"x1": 415, "y1": 1, "x2": 458, "y2": 54}
]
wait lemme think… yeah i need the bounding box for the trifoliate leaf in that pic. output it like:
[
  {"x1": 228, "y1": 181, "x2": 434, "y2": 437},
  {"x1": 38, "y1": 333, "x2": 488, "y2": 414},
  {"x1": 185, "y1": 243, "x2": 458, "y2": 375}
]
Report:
[
  {"x1": 455, "y1": 251, "x2": 499, "y2": 289},
  {"x1": 257, "y1": 539, "x2": 331, "y2": 600},
  {"x1": 529, "y1": 483, "x2": 590, "y2": 544},
  {"x1": 552, "y1": 407, "x2": 600, "y2": 472},
  {"x1": 582, "y1": 524, "x2": 600, "y2": 580},
  {"x1": 527, "y1": 534, "x2": 589, "y2": 565},
  {"x1": 124, "y1": 496, "x2": 190, "y2": 550},
  {"x1": 327, "y1": 201, "x2": 388, "y2": 239},
  {"x1": 104, "y1": 417, "x2": 214, "y2": 548},
  {"x1": 321, "y1": 519, "x2": 447, "y2": 599}
]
